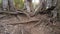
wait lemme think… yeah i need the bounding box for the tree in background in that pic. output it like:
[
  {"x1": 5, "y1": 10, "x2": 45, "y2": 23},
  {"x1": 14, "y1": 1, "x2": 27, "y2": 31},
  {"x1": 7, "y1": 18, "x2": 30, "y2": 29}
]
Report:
[
  {"x1": 0, "y1": 0, "x2": 2, "y2": 7},
  {"x1": 14, "y1": 0, "x2": 24, "y2": 10}
]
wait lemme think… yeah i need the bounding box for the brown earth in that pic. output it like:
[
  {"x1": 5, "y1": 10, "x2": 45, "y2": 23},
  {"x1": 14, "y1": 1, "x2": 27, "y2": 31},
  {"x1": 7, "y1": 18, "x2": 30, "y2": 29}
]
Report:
[
  {"x1": 0, "y1": 0, "x2": 60, "y2": 34},
  {"x1": 0, "y1": 12, "x2": 60, "y2": 34}
]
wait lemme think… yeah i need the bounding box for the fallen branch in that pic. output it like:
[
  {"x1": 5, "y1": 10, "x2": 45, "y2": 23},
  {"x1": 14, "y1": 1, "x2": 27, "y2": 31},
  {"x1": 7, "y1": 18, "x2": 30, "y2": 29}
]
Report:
[{"x1": 7, "y1": 20, "x2": 39, "y2": 25}]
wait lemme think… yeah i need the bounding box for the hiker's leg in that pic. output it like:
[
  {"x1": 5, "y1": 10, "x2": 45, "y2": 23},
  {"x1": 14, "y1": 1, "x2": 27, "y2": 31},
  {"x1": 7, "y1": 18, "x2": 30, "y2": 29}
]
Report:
[{"x1": 2, "y1": 0, "x2": 8, "y2": 10}]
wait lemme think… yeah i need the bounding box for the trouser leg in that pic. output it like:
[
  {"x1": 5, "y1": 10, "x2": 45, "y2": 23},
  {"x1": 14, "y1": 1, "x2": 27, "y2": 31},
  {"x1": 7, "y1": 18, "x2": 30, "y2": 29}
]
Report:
[
  {"x1": 50, "y1": 9, "x2": 57, "y2": 23},
  {"x1": 2, "y1": 0, "x2": 8, "y2": 10},
  {"x1": 8, "y1": 0, "x2": 16, "y2": 11}
]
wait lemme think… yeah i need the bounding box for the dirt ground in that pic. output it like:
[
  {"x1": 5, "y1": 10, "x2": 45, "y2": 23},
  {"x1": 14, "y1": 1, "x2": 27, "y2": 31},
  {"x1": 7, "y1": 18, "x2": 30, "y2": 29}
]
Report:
[{"x1": 0, "y1": 12, "x2": 60, "y2": 34}]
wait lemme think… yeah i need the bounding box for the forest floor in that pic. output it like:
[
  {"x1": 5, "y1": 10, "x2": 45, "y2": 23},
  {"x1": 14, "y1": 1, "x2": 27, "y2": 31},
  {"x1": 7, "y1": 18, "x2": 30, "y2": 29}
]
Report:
[{"x1": 0, "y1": 9, "x2": 60, "y2": 34}]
